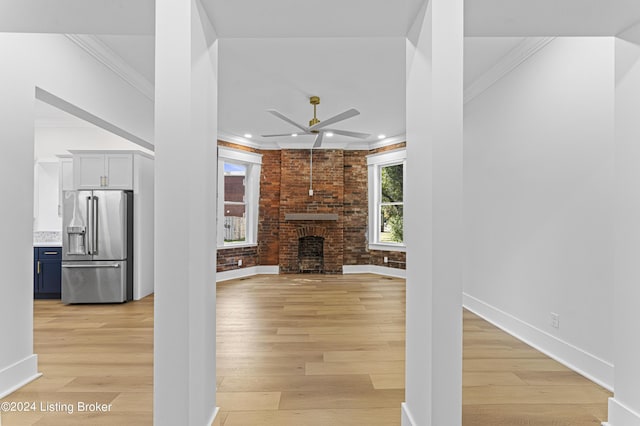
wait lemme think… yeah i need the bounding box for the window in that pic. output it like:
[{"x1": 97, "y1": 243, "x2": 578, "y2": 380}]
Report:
[
  {"x1": 218, "y1": 147, "x2": 262, "y2": 247},
  {"x1": 367, "y1": 149, "x2": 406, "y2": 251},
  {"x1": 223, "y1": 162, "x2": 247, "y2": 243}
]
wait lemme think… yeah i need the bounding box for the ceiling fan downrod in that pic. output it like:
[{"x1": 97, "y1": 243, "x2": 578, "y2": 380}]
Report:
[{"x1": 309, "y1": 96, "x2": 320, "y2": 128}]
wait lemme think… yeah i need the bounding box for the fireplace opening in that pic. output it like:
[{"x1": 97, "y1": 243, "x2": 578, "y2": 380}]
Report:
[{"x1": 298, "y1": 236, "x2": 324, "y2": 273}]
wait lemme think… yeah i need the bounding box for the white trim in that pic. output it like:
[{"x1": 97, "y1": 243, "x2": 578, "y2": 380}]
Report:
[
  {"x1": 401, "y1": 402, "x2": 417, "y2": 426},
  {"x1": 217, "y1": 148, "x2": 262, "y2": 247},
  {"x1": 65, "y1": 34, "x2": 154, "y2": 101},
  {"x1": 208, "y1": 407, "x2": 220, "y2": 426},
  {"x1": 217, "y1": 243, "x2": 258, "y2": 250},
  {"x1": 463, "y1": 293, "x2": 614, "y2": 391},
  {"x1": 68, "y1": 149, "x2": 154, "y2": 160},
  {"x1": 464, "y1": 37, "x2": 556, "y2": 105},
  {"x1": 218, "y1": 146, "x2": 262, "y2": 165},
  {"x1": 216, "y1": 266, "x2": 279, "y2": 282},
  {"x1": 368, "y1": 149, "x2": 406, "y2": 247},
  {"x1": 367, "y1": 148, "x2": 407, "y2": 165},
  {"x1": 368, "y1": 243, "x2": 406, "y2": 252},
  {"x1": 343, "y1": 265, "x2": 406, "y2": 279},
  {"x1": 0, "y1": 355, "x2": 41, "y2": 399},
  {"x1": 605, "y1": 398, "x2": 640, "y2": 426}
]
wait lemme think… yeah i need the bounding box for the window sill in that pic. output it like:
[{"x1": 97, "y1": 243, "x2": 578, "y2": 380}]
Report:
[
  {"x1": 368, "y1": 243, "x2": 406, "y2": 253},
  {"x1": 218, "y1": 243, "x2": 258, "y2": 250}
]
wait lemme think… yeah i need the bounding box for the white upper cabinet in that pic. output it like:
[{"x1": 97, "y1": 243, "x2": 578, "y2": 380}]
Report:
[
  {"x1": 73, "y1": 153, "x2": 133, "y2": 190},
  {"x1": 104, "y1": 154, "x2": 133, "y2": 189}
]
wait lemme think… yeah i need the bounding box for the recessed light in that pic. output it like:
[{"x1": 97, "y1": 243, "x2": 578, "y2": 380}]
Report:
[
  {"x1": 377, "y1": 134, "x2": 386, "y2": 140},
  {"x1": 291, "y1": 133, "x2": 298, "y2": 137},
  {"x1": 244, "y1": 133, "x2": 252, "y2": 138},
  {"x1": 326, "y1": 132, "x2": 334, "y2": 137}
]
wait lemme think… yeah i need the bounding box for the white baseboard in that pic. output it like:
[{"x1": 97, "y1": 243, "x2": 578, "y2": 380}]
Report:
[
  {"x1": 463, "y1": 293, "x2": 614, "y2": 391},
  {"x1": 0, "y1": 355, "x2": 41, "y2": 399},
  {"x1": 604, "y1": 398, "x2": 640, "y2": 426},
  {"x1": 401, "y1": 402, "x2": 417, "y2": 426},
  {"x1": 343, "y1": 265, "x2": 406, "y2": 279},
  {"x1": 217, "y1": 265, "x2": 405, "y2": 281},
  {"x1": 208, "y1": 406, "x2": 220, "y2": 426},
  {"x1": 216, "y1": 266, "x2": 279, "y2": 282}
]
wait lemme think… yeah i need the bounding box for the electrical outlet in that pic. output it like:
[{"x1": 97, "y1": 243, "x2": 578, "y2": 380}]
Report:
[
  {"x1": 551, "y1": 312, "x2": 560, "y2": 329},
  {"x1": 309, "y1": 189, "x2": 314, "y2": 196},
  {"x1": 238, "y1": 259, "x2": 243, "y2": 267},
  {"x1": 383, "y1": 256, "x2": 389, "y2": 263}
]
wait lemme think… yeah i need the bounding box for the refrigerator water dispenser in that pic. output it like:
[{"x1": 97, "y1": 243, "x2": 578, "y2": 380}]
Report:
[{"x1": 66, "y1": 226, "x2": 86, "y2": 255}]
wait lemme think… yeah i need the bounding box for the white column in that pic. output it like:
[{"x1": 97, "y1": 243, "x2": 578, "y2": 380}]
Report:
[
  {"x1": 154, "y1": 1, "x2": 218, "y2": 425},
  {"x1": 609, "y1": 25, "x2": 640, "y2": 426},
  {"x1": 403, "y1": 0, "x2": 464, "y2": 425},
  {"x1": 0, "y1": 36, "x2": 39, "y2": 397}
]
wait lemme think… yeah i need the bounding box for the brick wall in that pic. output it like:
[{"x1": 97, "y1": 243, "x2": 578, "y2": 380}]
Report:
[
  {"x1": 216, "y1": 245, "x2": 258, "y2": 272},
  {"x1": 258, "y1": 150, "x2": 280, "y2": 265},
  {"x1": 217, "y1": 141, "x2": 406, "y2": 273},
  {"x1": 343, "y1": 151, "x2": 371, "y2": 265}
]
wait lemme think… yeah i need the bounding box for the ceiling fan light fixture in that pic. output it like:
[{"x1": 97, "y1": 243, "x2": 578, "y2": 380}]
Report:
[{"x1": 263, "y1": 97, "x2": 367, "y2": 148}]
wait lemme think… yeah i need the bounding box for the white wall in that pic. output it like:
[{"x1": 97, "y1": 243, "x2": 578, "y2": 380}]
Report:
[
  {"x1": 0, "y1": 32, "x2": 153, "y2": 398},
  {"x1": 133, "y1": 154, "x2": 155, "y2": 300},
  {"x1": 608, "y1": 24, "x2": 640, "y2": 426},
  {"x1": 35, "y1": 126, "x2": 153, "y2": 162},
  {"x1": 403, "y1": 0, "x2": 464, "y2": 424},
  {"x1": 463, "y1": 37, "x2": 615, "y2": 388}
]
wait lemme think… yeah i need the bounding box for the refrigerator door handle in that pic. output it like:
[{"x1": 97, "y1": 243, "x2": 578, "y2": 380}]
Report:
[
  {"x1": 93, "y1": 196, "x2": 99, "y2": 255},
  {"x1": 86, "y1": 195, "x2": 93, "y2": 255},
  {"x1": 62, "y1": 263, "x2": 121, "y2": 269}
]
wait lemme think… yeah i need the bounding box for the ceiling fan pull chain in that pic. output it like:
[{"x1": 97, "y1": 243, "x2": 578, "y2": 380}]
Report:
[{"x1": 309, "y1": 148, "x2": 314, "y2": 197}]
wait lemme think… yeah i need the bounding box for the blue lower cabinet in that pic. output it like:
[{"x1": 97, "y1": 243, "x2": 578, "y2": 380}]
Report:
[{"x1": 34, "y1": 247, "x2": 62, "y2": 299}]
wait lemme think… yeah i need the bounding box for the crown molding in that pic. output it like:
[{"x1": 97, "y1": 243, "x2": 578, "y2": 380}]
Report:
[
  {"x1": 368, "y1": 134, "x2": 406, "y2": 150},
  {"x1": 217, "y1": 131, "x2": 272, "y2": 149},
  {"x1": 218, "y1": 131, "x2": 406, "y2": 151},
  {"x1": 65, "y1": 34, "x2": 154, "y2": 101},
  {"x1": 464, "y1": 37, "x2": 556, "y2": 105}
]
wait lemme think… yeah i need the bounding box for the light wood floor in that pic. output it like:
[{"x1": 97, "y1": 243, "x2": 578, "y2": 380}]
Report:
[
  {"x1": 1, "y1": 296, "x2": 153, "y2": 425},
  {"x1": 0, "y1": 274, "x2": 610, "y2": 425}
]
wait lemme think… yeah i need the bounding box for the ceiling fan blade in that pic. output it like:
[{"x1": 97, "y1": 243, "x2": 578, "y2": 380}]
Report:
[
  {"x1": 313, "y1": 132, "x2": 324, "y2": 148},
  {"x1": 261, "y1": 132, "x2": 308, "y2": 137},
  {"x1": 309, "y1": 108, "x2": 360, "y2": 131},
  {"x1": 266, "y1": 109, "x2": 308, "y2": 132},
  {"x1": 323, "y1": 129, "x2": 371, "y2": 139}
]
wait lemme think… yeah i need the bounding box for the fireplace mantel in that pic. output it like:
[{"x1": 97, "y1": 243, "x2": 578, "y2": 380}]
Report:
[{"x1": 285, "y1": 213, "x2": 339, "y2": 221}]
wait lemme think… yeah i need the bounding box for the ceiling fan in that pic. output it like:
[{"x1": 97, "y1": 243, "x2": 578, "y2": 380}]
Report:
[{"x1": 261, "y1": 96, "x2": 370, "y2": 148}]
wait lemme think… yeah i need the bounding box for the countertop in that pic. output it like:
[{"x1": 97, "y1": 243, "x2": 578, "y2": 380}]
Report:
[{"x1": 33, "y1": 242, "x2": 62, "y2": 247}]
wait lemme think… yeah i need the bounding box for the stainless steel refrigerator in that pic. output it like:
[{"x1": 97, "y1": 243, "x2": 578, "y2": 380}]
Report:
[{"x1": 62, "y1": 190, "x2": 133, "y2": 304}]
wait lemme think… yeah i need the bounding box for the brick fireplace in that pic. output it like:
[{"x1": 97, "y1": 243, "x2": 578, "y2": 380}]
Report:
[
  {"x1": 298, "y1": 233, "x2": 325, "y2": 273},
  {"x1": 279, "y1": 150, "x2": 344, "y2": 274}
]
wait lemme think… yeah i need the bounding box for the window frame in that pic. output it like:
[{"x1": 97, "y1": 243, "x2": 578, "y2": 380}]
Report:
[
  {"x1": 367, "y1": 149, "x2": 406, "y2": 252},
  {"x1": 217, "y1": 147, "x2": 262, "y2": 248}
]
